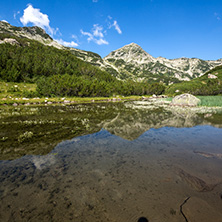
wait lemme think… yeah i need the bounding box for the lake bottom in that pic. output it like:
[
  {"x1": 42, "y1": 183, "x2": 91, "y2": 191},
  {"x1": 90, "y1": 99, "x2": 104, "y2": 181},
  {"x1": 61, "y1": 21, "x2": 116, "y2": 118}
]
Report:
[{"x1": 1, "y1": 125, "x2": 222, "y2": 222}]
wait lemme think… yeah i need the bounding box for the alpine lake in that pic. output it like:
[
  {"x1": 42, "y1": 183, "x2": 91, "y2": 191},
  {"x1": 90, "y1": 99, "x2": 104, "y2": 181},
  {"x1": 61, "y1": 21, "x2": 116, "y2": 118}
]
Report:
[{"x1": 1, "y1": 99, "x2": 222, "y2": 222}]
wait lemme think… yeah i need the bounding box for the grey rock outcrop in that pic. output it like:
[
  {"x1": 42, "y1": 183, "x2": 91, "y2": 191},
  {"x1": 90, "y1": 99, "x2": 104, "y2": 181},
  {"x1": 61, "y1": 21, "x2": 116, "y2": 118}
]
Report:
[
  {"x1": 2, "y1": 38, "x2": 20, "y2": 46},
  {"x1": 170, "y1": 93, "x2": 200, "y2": 106}
]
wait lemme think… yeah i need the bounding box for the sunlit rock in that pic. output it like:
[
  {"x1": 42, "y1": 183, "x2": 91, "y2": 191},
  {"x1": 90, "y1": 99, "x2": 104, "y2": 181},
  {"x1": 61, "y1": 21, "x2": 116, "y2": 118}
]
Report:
[{"x1": 171, "y1": 93, "x2": 200, "y2": 107}]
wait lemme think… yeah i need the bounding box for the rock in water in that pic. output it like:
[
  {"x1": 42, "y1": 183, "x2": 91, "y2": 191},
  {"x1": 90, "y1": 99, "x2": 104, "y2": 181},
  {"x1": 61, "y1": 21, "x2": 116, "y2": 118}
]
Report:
[
  {"x1": 171, "y1": 93, "x2": 200, "y2": 106},
  {"x1": 178, "y1": 169, "x2": 216, "y2": 192}
]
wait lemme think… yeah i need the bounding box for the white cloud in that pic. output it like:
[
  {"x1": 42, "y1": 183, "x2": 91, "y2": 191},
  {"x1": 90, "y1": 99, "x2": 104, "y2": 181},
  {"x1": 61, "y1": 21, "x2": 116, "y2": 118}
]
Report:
[
  {"x1": 19, "y1": 4, "x2": 79, "y2": 48},
  {"x1": 214, "y1": 12, "x2": 221, "y2": 21},
  {"x1": 14, "y1": 11, "x2": 20, "y2": 20},
  {"x1": 71, "y1": 34, "x2": 78, "y2": 40},
  {"x1": 80, "y1": 29, "x2": 94, "y2": 41},
  {"x1": 20, "y1": 4, "x2": 54, "y2": 35},
  {"x1": 95, "y1": 38, "x2": 108, "y2": 45},
  {"x1": 109, "y1": 20, "x2": 122, "y2": 34},
  {"x1": 113, "y1": 20, "x2": 122, "y2": 34},
  {"x1": 32, "y1": 155, "x2": 56, "y2": 170},
  {"x1": 92, "y1": 24, "x2": 104, "y2": 38},
  {"x1": 55, "y1": 39, "x2": 78, "y2": 47},
  {"x1": 81, "y1": 25, "x2": 109, "y2": 45}
]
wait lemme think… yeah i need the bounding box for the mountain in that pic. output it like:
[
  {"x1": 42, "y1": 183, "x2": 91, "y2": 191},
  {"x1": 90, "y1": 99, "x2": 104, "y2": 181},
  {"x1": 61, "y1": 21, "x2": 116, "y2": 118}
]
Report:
[
  {"x1": 68, "y1": 47, "x2": 120, "y2": 77},
  {"x1": 69, "y1": 42, "x2": 222, "y2": 84},
  {"x1": 0, "y1": 20, "x2": 62, "y2": 48},
  {"x1": 0, "y1": 21, "x2": 120, "y2": 78},
  {"x1": 1, "y1": 21, "x2": 222, "y2": 84},
  {"x1": 0, "y1": 21, "x2": 119, "y2": 88},
  {"x1": 1, "y1": 22, "x2": 164, "y2": 97},
  {"x1": 104, "y1": 43, "x2": 222, "y2": 83},
  {"x1": 165, "y1": 64, "x2": 222, "y2": 95}
]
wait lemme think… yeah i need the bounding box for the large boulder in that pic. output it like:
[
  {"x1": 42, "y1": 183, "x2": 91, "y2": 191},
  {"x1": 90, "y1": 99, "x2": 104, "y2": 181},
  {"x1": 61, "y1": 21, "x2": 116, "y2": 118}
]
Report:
[{"x1": 170, "y1": 93, "x2": 200, "y2": 106}]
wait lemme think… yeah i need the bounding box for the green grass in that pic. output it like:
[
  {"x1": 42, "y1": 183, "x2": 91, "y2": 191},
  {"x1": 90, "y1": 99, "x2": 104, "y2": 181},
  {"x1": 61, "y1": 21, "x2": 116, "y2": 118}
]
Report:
[
  {"x1": 156, "y1": 96, "x2": 222, "y2": 107},
  {"x1": 197, "y1": 96, "x2": 222, "y2": 107},
  {"x1": 1, "y1": 81, "x2": 222, "y2": 107},
  {"x1": 0, "y1": 81, "x2": 36, "y2": 98},
  {"x1": 0, "y1": 95, "x2": 142, "y2": 105},
  {"x1": 0, "y1": 81, "x2": 143, "y2": 105}
]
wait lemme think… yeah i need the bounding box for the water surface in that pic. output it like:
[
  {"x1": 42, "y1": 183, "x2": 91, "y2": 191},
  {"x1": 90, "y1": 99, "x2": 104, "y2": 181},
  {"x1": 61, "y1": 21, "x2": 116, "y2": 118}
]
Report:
[{"x1": 1, "y1": 101, "x2": 222, "y2": 222}]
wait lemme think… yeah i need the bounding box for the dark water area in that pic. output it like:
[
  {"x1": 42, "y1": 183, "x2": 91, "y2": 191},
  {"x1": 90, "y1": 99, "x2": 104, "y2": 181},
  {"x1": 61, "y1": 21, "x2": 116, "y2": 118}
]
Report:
[{"x1": 1, "y1": 101, "x2": 222, "y2": 222}]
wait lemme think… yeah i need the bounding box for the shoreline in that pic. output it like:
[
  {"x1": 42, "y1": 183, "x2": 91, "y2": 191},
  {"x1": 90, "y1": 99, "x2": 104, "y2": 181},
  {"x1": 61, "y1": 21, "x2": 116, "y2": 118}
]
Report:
[
  {"x1": 1, "y1": 95, "x2": 222, "y2": 107},
  {"x1": 0, "y1": 96, "x2": 143, "y2": 106}
]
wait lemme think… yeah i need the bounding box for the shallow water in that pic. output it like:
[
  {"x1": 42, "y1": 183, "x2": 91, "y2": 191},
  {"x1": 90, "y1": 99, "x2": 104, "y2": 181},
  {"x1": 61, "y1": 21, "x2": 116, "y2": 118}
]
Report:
[{"x1": 1, "y1": 102, "x2": 222, "y2": 222}]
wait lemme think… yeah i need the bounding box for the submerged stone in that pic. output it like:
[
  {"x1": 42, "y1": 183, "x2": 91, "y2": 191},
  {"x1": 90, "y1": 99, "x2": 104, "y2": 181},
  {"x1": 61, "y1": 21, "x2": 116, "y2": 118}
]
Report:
[
  {"x1": 138, "y1": 217, "x2": 149, "y2": 222},
  {"x1": 171, "y1": 93, "x2": 200, "y2": 107}
]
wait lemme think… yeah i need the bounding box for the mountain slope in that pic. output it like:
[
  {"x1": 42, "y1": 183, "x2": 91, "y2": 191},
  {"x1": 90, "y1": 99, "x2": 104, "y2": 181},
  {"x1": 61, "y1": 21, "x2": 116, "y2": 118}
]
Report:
[
  {"x1": 68, "y1": 47, "x2": 120, "y2": 77},
  {"x1": 104, "y1": 43, "x2": 222, "y2": 83},
  {"x1": 0, "y1": 20, "x2": 62, "y2": 48},
  {"x1": 1, "y1": 21, "x2": 222, "y2": 84},
  {"x1": 0, "y1": 26, "x2": 166, "y2": 97},
  {"x1": 165, "y1": 65, "x2": 222, "y2": 95},
  {"x1": 0, "y1": 21, "x2": 120, "y2": 78},
  {"x1": 0, "y1": 22, "x2": 117, "y2": 85}
]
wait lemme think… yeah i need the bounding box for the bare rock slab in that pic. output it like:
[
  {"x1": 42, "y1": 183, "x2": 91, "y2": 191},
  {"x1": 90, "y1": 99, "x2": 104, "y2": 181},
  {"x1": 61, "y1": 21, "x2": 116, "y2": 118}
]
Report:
[{"x1": 171, "y1": 93, "x2": 200, "y2": 106}]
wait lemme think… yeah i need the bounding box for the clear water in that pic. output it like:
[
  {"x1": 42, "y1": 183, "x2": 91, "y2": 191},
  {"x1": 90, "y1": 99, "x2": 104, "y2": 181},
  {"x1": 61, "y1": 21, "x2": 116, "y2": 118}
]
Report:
[{"x1": 1, "y1": 102, "x2": 222, "y2": 222}]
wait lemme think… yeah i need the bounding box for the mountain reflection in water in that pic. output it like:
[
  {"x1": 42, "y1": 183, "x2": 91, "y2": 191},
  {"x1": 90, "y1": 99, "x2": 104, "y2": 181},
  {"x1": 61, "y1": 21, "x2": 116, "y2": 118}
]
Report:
[{"x1": 0, "y1": 101, "x2": 222, "y2": 222}]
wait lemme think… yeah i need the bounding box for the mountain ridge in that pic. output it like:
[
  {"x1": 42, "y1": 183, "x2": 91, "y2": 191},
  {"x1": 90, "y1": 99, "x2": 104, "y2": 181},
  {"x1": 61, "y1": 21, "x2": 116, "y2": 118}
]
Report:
[
  {"x1": 1, "y1": 21, "x2": 222, "y2": 84},
  {"x1": 104, "y1": 42, "x2": 222, "y2": 82}
]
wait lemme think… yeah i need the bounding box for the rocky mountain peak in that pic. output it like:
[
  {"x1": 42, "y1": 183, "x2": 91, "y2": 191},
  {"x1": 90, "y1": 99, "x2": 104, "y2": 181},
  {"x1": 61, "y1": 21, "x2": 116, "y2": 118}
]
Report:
[
  {"x1": 103, "y1": 42, "x2": 222, "y2": 82},
  {"x1": 105, "y1": 42, "x2": 155, "y2": 64},
  {"x1": 124, "y1": 42, "x2": 143, "y2": 49}
]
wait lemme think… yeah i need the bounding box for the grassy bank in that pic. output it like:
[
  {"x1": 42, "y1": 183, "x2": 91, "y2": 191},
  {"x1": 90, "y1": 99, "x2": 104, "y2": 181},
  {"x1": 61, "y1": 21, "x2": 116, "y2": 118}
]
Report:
[
  {"x1": 0, "y1": 95, "x2": 144, "y2": 105},
  {"x1": 1, "y1": 81, "x2": 222, "y2": 107},
  {"x1": 0, "y1": 81, "x2": 143, "y2": 105},
  {"x1": 164, "y1": 96, "x2": 222, "y2": 107},
  {"x1": 197, "y1": 96, "x2": 222, "y2": 107}
]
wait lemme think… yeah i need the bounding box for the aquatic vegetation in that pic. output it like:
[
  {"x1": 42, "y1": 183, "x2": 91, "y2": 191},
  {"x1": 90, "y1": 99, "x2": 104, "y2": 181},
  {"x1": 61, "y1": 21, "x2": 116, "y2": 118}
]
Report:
[
  {"x1": 1, "y1": 101, "x2": 222, "y2": 160},
  {"x1": 170, "y1": 208, "x2": 176, "y2": 215},
  {"x1": 18, "y1": 131, "x2": 34, "y2": 143},
  {"x1": 0, "y1": 103, "x2": 121, "y2": 159},
  {"x1": 1, "y1": 136, "x2": 8, "y2": 141}
]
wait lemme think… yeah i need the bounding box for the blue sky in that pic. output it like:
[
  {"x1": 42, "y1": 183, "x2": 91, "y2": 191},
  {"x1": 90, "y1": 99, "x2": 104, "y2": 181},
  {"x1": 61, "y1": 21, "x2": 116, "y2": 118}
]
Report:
[{"x1": 1, "y1": 0, "x2": 222, "y2": 60}]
